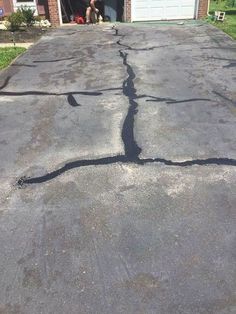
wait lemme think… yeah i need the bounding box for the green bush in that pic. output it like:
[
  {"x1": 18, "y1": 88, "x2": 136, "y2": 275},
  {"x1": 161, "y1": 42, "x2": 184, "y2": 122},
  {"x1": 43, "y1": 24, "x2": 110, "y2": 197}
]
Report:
[
  {"x1": 19, "y1": 6, "x2": 35, "y2": 26},
  {"x1": 7, "y1": 11, "x2": 25, "y2": 31},
  {"x1": 212, "y1": 0, "x2": 236, "y2": 7},
  {"x1": 7, "y1": 6, "x2": 36, "y2": 31},
  {"x1": 226, "y1": 0, "x2": 236, "y2": 7},
  {"x1": 34, "y1": 15, "x2": 42, "y2": 22}
]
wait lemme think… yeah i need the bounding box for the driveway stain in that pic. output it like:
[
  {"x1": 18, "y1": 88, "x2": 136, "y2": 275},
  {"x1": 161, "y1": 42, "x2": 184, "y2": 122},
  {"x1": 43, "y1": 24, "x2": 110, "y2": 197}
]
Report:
[{"x1": 22, "y1": 267, "x2": 42, "y2": 289}]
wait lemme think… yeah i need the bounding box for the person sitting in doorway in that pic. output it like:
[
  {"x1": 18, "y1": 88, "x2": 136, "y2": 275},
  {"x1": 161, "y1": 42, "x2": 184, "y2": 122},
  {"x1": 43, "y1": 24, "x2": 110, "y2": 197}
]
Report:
[{"x1": 82, "y1": 0, "x2": 101, "y2": 24}]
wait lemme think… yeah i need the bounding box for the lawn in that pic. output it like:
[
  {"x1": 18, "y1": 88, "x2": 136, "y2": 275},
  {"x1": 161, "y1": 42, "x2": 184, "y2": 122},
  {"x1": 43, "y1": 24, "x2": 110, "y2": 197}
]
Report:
[
  {"x1": 0, "y1": 47, "x2": 26, "y2": 70},
  {"x1": 208, "y1": 0, "x2": 236, "y2": 39}
]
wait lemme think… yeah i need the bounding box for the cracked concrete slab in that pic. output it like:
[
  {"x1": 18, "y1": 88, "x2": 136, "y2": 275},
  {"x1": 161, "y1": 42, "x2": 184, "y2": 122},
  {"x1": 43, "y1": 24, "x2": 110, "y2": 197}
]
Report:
[{"x1": 0, "y1": 23, "x2": 236, "y2": 314}]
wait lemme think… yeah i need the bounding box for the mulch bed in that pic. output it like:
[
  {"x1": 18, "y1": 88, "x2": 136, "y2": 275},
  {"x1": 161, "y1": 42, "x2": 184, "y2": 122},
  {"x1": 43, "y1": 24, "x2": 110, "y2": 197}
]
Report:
[{"x1": 0, "y1": 27, "x2": 48, "y2": 43}]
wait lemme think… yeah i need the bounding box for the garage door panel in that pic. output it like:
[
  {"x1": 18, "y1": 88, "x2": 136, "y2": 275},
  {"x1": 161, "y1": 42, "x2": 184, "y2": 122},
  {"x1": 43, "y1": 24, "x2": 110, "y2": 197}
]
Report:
[
  {"x1": 133, "y1": 0, "x2": 146, "y2": 9},
  {"x1": 182, "y1": 0, "x2": 195, "y2": 5},
  {"x1": 149, "y1": 8, "x2": 164, "y2": 20},
  {"x1": 165, "y1": 7, "x2": 181, "y2": 18},
  {"x1": 134, "y1": 10, "x2": 149, "y2": 20},
  {"x1": 149, "y1": 0, "x2": 165, "y2": 6},
  {"x1": 132, "y1": 0, "x2": 196, "y2": 21}
]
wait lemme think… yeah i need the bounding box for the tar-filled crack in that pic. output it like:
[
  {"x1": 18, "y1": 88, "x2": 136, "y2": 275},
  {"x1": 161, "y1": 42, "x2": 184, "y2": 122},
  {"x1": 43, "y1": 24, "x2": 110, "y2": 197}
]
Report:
[
  {"x1": 146, "y1": 97, "x2": 212, "y2": 104},
  {"x1": 0, "y1": 87, "x2": 102, "y2": 108},
  {"x1": 18, "y1": 156, "x2": 128, "y2": 185},
  {"x1": 116, "y1": 38, "x2": 169, "y2": 52},
  {"x1": 0, "y1": 76, "x2": 121, "y2": 108},
  {"x1": 119, "y1": 50, "x2": 142, "y2": 160},
  {"x1": 34, "y1": 57, "x2": 76, "y2": 63},
  {"x1": 0, "y1": 90, "x2": 102, "y2": 97},
  {"x1": 207, "y1": 57, "x2": 236, "y2": 68},
  {"x1": 67, "y1": 94, "x2": 81, "y2": 107},
  {"x1": 213, "y1": 91, "x2": 236, "y2": 106},
  {"x1": 12, "y1": 64, "x2": 37, "y2": 68},
  {"x1": 17, "y1": 156, "x2": 236, "y2": 186},
  {"x1": 14, "y1": 27, "x2": 236, "y2": 187},
  {"x1": 0, "y1": 76, "x2": 10, "y2": 90},
  {"x1": 113, "y1": 28, "x2": 178, "y2": 52}
]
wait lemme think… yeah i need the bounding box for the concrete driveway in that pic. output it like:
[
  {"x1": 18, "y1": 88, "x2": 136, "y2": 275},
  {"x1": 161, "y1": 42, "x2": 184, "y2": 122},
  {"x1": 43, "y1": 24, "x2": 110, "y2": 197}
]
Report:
[{"x1": 0, "y1": 23, "x2": 236, "y2": 314}]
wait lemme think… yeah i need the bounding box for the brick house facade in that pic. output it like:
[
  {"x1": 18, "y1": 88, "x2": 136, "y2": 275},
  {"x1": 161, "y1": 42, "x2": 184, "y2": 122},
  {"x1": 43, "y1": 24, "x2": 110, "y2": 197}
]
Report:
[
  {"x1": 48, "y1": 0, "x2": 210, "y2": 26},
  {"x1": 1, "y1": 0, "x2": 209, "y2": 26},
  {"x1": 0, "y1": 0, "x2": 48, "y2": 16}
]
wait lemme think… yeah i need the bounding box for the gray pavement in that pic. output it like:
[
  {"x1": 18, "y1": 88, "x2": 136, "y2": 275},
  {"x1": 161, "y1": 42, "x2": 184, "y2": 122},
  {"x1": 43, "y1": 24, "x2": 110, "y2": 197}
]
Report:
[{"x1": 0, "y1": 23, "x2": 236, "y2": 314}]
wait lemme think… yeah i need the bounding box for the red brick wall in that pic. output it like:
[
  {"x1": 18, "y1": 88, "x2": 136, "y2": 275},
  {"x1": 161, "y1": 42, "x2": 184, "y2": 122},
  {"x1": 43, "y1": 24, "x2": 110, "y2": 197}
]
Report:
[
  {"x1": 124, "y1": 0, "x2": 209, "y2": 22},
  {"x1": 198, "y1": 0, "x2": 209, "y2": 18},
  {"x1": 48, "y1": 0, "x2": 60, "y2": 26},
  {"x1": 125, "y1": 0, "x2": 131, "y2": 22},
  {"x1": 37, "y1": 0, "x2": 46, "y2": 15},
  {"x1": 0, "y1": 0, "x2": 3, "y2": 12},
  {"x1": 0, "y1": 0, "x2": 13, "y2": 16}
]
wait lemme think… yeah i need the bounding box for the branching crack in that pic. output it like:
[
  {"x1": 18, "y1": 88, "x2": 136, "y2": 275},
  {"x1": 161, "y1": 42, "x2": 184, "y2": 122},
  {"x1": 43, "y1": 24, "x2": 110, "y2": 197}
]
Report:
[{"x1": 13, "y1": 27, "x2": 236, "y2": 187}]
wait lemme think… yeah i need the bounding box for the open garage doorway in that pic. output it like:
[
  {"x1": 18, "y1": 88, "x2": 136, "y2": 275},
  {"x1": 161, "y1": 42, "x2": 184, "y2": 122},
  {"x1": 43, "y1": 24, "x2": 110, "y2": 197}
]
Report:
[{"x1": 59, "y1": 0, "x2": 124, "y2": 24}]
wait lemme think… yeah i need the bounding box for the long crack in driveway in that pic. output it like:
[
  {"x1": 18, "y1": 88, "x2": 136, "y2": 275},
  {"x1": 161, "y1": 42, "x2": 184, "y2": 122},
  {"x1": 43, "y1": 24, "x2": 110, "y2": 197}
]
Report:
[{"x1": 0, "y1": 23, "x2": 236, "y2": 314}]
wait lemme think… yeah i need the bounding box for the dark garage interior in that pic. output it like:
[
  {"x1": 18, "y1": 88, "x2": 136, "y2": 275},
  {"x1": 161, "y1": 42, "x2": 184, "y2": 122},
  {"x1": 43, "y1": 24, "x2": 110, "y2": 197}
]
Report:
[{"x1": 60, "y1": 0, "x2": 124, "y2": 23}]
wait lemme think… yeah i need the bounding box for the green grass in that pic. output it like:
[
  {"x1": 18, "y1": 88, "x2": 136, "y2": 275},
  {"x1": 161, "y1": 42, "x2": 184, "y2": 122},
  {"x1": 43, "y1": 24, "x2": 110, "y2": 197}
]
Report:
[
  {"x1": 0, "y1": 47, "x2": 26, "y2": 70},
  {"x1": 208, "y1": 0, "x2": 236, "y2": 39}
]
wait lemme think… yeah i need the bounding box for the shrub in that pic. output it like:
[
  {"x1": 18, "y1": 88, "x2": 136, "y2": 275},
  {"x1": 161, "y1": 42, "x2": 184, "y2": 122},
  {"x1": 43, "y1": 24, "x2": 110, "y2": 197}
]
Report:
[
  {"x1": 34, "y1": 15, "x2": 42, "y2": 22},
  {"x1": 212, "y1": 0, "x2": 236, "y2": 6},
  {"x1": 7, "y1": 11, "x2": 25, "y2": 31},
  {"x1": 19, "y1": 6, "x2": 35, "y2": 26},
  {"x1": 227, "y1": 0, "x2": 236, "y2": 6}
]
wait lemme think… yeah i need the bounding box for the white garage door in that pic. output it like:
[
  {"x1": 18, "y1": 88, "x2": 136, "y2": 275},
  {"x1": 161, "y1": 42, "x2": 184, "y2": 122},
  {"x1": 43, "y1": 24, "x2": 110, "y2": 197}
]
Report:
[{"x1": 131, "y1": 0, "x2": 196, "y2": 21}]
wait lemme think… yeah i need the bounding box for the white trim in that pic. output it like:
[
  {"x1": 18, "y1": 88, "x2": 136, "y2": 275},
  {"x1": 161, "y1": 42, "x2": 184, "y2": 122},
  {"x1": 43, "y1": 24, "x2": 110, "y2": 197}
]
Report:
[
  {"x1": 13, "y1": 0, "x2": 36, "y2": 3},
  {"x1": 57, "y1": 0, "x2": 63, "y2": 25},
  {"x1": 13, "y1": 0, "x2": 38, "y2": 14},
  {"x1": 131, "y1": 0, "x2": 134, "y2": 22},
  {"x1": 207, "y1": 0, "x2": 210, "y2": 15}
]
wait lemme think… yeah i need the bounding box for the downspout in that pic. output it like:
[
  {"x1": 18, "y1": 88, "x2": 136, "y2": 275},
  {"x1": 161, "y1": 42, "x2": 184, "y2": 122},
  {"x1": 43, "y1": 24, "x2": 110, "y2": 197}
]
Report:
[
  {"x1": 57, "y1": 0, "x2": 63, "y2": 25},
  {"x1": 130, "y1": 0, "x2": 133, "y2": 22},
  {"x1": 124, "y1": 0, "x2": 127, "y2": 22},
  {"x1": 195, "y1": 0, "x2": 199, "y2": 19},
  {"x1": 207, "y1": 0, "x2": 211, "y2": 16}
]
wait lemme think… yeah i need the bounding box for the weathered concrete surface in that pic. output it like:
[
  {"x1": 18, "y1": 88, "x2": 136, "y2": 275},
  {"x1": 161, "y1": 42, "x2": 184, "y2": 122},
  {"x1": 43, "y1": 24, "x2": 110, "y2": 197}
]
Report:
[{"x1": 0, "y1": 23, "x2": 236, "y2": 313}]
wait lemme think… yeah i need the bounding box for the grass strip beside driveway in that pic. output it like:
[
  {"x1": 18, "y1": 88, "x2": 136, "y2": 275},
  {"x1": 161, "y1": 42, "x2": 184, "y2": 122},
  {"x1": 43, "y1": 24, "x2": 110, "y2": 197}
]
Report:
[
  {"x1": 208, "y1": 0, "x2": 236, "y2": 39},
  {"x1": 0, "y1": 47, "x2": 26, "y2": 70}
]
